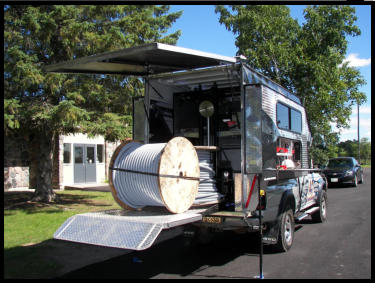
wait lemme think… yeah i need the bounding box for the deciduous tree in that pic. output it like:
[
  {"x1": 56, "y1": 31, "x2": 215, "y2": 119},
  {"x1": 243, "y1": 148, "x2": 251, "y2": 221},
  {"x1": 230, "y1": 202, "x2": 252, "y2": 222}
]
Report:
[{"x1": 215, "y1": 5, "x2": 367, "y2": 164}]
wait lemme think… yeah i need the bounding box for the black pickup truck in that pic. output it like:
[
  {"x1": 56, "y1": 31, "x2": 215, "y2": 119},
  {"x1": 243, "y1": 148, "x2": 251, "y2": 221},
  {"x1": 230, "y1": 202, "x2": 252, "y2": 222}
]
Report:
[
  {"x1": 186, "y1": 172, "x2": 327, "y2": 252},
  {"x1": 49, "y1": 43, "x2": 328, "y2": 253}
]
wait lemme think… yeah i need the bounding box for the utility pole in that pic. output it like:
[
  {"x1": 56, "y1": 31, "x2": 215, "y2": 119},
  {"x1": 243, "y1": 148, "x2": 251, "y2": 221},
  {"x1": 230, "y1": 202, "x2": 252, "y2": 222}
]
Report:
[{"x1": 357, "y1": 102, "x2": 360, "y2": 164}]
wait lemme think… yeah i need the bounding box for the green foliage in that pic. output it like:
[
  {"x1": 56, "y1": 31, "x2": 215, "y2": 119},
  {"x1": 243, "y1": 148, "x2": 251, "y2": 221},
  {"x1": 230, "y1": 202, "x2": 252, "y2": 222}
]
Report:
[
  {"x1": 50, "y1": 100, "x2": 91, "y2": 133},
  {"x1": 359, "y1": 138, "x2": 371, "y2": 164},
  {"x1": 310, "y1": 130, "x2": 340, "y2": 165},
  {"x1": 4, "y1": 99, "x2": 21, "y2": 132},
  {"x1": 4, "y1": 5, "x2": 182, "y2": 200},
  {"x1": 215, "y1": 5, "x2": 367, "y2": 164},
  {"x1": 4, "y1": 190, "x2": 120, "y2": 249},
  {"x1": 4, "y1": 190, "x2": 121, "y2": 278},
  {"x1": 4, "y1": 5, "x2": 182, "y2": 141},
  {"x1": 83, "y1": 112, "x2": 133, "y2": 142},
  {"x1": 294, "y1": 6, "x2": 366, "y2": 130},
  {"x1": 337, "y1": 138, "x2": 371, "y2": 164},
  {"x1": 216, "y1": 5, "x2": 300, "y2": 89}
]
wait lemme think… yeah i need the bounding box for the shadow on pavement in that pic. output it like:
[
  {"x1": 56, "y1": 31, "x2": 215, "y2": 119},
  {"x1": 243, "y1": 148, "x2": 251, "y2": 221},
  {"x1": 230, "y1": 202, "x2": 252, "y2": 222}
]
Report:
[{"x1": 59, "y1": 231, "x2": 270, "y2": 279}]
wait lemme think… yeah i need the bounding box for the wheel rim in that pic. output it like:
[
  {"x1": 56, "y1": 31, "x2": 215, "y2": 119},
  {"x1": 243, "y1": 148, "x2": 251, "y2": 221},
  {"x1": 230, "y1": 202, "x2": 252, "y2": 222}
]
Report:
[{"x1": 284, "y1": 214, "x2": 293, "y2": 245}]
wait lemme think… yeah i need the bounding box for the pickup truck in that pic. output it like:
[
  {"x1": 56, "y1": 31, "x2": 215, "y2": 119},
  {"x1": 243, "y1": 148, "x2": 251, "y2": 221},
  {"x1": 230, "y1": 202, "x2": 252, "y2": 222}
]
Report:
[
  {"x1": 49, "y1": 43, "x2": 328, "y2": 253},
  {"x1": 186, "y1": 172, "x2": 327, "y2": 252}
]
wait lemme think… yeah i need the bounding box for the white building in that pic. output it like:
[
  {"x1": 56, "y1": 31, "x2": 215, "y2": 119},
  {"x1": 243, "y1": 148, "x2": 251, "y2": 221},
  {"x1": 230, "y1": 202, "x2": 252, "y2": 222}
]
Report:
[{"x1": 56, "y1": 133, "x2": 121, "y2": 188}]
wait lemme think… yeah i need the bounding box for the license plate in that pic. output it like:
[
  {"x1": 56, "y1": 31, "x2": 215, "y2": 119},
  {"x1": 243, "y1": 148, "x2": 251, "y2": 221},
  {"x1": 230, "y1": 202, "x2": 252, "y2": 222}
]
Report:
[
  {"x1": 202, "y1": 216, "x2": 222, "y2": 224},
  {"x1": 331, "y1": 178, "x2": 338, "y2": 182}
]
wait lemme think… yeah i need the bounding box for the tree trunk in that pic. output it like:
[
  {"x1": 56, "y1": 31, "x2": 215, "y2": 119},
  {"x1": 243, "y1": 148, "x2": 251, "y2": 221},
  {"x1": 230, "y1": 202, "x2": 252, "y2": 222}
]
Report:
[{"x1": 31, "y1": 128, "x2": 58, "y2": 203}]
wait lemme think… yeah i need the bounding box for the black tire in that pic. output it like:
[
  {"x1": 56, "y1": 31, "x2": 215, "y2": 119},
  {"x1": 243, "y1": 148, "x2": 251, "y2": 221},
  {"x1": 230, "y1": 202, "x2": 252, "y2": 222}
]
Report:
[
  {"x1": 358, "y1": 171, "x2": 364, "y2": 184},
  {"x1": 274, "y1": 209, "x2": 294, "y2": 252},
  {"x1": 352, "y1": 174, "x2": 358, "y2": 187},
  {"x1": 312, "y1": 190, "x2": 327, "y2": 223}
]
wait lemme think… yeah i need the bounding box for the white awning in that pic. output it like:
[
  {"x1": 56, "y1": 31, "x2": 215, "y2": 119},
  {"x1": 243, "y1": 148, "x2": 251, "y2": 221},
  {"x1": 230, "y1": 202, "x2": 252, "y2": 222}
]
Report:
[{"x1": 45, "y1": 42, "x2": 236, "y2": 76}]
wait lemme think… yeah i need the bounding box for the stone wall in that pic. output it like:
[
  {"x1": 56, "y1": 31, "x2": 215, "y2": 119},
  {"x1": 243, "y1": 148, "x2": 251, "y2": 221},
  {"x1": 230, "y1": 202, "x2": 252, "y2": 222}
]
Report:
[
  {"x1": 4, "y1": 133, "x2": 30, "y2": 190},
  {"x1": 4, "y1": 131, "x2": 124, "y2": 190},
  {"x1": 4, "y1": 167, "x2": 30, "y2": 190}
]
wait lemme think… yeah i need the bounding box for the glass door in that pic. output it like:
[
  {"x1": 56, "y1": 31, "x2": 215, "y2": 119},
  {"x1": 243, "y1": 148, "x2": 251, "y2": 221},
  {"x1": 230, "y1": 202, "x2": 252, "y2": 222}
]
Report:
[
  {"x1": 74, "y1": 144, "x2": 85, "y2": 183},
  {"x1": 73, "y1": 144, "x2": 97, "y2": 183},
  {"x1": 85, "y1": 145, "x2": 96, "y2": 183}
]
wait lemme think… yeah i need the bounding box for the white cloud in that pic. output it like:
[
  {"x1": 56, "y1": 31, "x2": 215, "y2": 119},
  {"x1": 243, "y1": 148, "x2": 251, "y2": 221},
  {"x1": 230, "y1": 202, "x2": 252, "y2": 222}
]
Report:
[
  {"x1": 330, "y1": 116, "x2": 371, "y2": 142},
  {"x1": 348, "y1": 117, "x2": 372, "y2": 128},
  {"x1": 341, "y1": 53, "x2": 371, "y2": 67},
  {"x1": 330, "y1": 116, "x2": 371, "y2": 129},
  {"x1": 343, "y1": 130, "x2": 371, "y2": 141},
  {"x1": 340, "y1": 128, "x2": 357, "y2": 135},
  {"x1": 351, "y1": 106, "x2": 372, "y2": 115}
]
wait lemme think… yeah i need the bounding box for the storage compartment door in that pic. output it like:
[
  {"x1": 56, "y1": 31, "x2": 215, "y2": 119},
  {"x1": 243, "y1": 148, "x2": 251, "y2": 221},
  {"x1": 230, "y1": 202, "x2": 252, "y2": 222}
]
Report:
[{"x1": 244, "y1": 85, "x2": 263, "y2": 174}]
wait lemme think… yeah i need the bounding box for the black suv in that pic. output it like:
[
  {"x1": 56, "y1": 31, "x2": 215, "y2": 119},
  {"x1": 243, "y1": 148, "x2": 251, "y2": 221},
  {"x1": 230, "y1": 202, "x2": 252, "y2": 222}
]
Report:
[{"x1": 323, "y1": 157, "x2": 363, "y2": 187}]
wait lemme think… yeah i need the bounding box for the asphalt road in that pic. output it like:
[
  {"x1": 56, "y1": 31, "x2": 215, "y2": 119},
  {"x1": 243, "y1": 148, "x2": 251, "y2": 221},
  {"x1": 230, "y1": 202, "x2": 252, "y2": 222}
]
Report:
[{"x1": 61, "y1": 168, "x2": 371, "y2": 279}]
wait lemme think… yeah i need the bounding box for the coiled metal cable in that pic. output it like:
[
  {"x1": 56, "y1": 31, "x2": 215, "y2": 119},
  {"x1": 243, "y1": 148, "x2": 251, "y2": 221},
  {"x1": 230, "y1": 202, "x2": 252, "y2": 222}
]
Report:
[
  {"x1": 109, "y1": 137, "x2": 200, "y2": 213},
  {"x1": 112, "y1": 142, "x2": 165, "y2": 209},
  {"x1": 194, "y1": 150, "x2": 224, "y2": 205}
]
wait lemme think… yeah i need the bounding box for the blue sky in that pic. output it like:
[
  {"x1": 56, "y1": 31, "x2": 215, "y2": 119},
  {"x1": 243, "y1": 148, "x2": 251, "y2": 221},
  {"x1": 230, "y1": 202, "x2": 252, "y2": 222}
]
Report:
[{"x1": 168, "y1": 5, "x2": 371, "y2": 142}]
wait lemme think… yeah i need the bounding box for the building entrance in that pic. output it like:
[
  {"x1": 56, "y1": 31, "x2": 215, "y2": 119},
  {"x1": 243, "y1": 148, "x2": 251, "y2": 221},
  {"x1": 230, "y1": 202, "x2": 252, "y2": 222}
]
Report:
[{"x1": 73, "y1": 144, "x2": 96, "y2": 183}]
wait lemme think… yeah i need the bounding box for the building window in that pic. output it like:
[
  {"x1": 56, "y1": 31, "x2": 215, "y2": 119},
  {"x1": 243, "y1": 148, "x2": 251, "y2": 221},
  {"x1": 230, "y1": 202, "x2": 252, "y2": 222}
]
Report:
[
  {"x1": 63, "y1": 143, "x2": 71, "y2": 164},
  {"x1": 87, "y1": 146, "x2": 95, "y2": 163},
  {"x1": 74, "y1": 146, "x2": 83, "y2": 164},
  {"x1": 97, "y1": 144, "x2": 104, "y2": 163}
]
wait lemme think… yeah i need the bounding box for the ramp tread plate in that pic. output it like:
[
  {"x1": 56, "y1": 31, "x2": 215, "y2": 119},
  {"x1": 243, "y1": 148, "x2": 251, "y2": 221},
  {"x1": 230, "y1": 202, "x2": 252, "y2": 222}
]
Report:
[
  {"x1": 80, "y1": 208, "x2": 204, "y2": 228},
  {"x1": 53, "y1": 208, "x2": 205, "y2": 250}
]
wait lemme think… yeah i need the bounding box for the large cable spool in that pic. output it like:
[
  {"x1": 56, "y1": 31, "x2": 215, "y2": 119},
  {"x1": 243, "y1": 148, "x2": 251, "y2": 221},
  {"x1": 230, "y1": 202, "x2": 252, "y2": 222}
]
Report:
[{"x1": 109, "y1": 137, "x2": 200, "y2": 214}]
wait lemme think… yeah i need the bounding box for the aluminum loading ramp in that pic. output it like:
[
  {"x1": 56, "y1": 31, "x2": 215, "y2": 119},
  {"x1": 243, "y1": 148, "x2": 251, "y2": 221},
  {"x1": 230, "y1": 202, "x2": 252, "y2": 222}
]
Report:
[{"x1": 54, "y1": 207, "x2": 208, "y2": 250}]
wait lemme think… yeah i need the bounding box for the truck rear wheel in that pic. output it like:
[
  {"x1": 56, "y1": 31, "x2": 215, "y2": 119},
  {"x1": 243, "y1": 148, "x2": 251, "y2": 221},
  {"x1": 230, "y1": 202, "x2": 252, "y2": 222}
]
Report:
[
  {"x1": 312, "y1": 190, "x2": 327, "y2": 223},
  {"x1": 274, "y1": 209, "x2": 294, "y2": 252}
]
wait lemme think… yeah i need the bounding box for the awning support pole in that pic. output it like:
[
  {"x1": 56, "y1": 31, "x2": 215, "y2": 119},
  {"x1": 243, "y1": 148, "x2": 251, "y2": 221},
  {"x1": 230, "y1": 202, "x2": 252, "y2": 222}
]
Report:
[{"x1": 258, "y1": 173, "x2": 264, "y2": 279}]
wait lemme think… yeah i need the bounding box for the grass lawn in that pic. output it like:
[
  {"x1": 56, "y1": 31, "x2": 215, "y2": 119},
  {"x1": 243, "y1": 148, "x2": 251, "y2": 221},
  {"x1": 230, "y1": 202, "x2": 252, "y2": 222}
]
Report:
[{"x1": 4, "y1": 189, "x2": 122, "y2": 278}]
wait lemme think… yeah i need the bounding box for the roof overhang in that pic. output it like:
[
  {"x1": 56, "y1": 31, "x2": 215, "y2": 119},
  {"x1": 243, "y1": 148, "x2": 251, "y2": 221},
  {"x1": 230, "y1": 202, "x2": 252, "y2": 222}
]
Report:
[{"x1": 45, "y1": 42, "x2": 236, "y2": 76}]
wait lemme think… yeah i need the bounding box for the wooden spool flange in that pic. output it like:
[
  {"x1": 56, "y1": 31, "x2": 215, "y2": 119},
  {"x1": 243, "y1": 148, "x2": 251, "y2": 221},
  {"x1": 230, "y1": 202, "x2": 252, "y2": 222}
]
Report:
[{"x1": 109, "y1": 137, "x2": 200, "y2": 214}]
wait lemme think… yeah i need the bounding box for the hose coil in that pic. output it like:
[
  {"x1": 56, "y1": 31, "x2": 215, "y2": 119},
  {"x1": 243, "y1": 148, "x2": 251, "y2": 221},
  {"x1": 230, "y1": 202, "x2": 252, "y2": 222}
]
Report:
[{"x1": 194, "y1": 150, "x2": 224, "y2": 204}]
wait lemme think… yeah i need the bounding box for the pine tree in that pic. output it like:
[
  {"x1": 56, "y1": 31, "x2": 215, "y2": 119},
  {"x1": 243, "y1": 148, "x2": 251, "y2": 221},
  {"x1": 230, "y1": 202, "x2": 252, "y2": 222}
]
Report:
[{"x1": 4, "y1": 5, "x2": 182, "y2": 202}]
